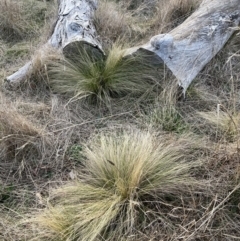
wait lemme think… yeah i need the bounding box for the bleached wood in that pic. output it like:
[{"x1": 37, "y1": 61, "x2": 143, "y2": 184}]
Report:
[
  {"x1": 126, "y1": 0, "x2": 240, "y2": 92},
  {"x1": 6, "y1": 0, "x2": 103, "y2": 86},
  {"x1": 6, "y1": 0, "x2": 240, "y2": 92},
  {"x1": 48, "y1": 0, "x2": 102, "y2": 56},
  {"x1": 5, "y1": 62, "x2": 33, "y2": 87}
]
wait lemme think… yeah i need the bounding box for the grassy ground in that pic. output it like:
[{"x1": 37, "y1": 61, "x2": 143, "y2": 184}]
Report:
[{"x1": 0, "y1": 0, "x2": 240, "y2": 240}]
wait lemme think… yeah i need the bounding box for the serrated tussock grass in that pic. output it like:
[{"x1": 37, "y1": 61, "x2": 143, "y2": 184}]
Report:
[
  {"x1": 49, "y1": 44, "x2": 159, "y2": 104},
  {"x1": 153, "y1": 0, "x2": 202, "y2": 32},
  {"x1": 198, "y1": 109, "x2": 240, "y2": 142},
  {"x1": 0, "y1": 0, "x2": 27, "y2": 39},
  {"x1": 0, "y1": 0, "x2": 49, "y2": 40},
  {"x1": 2, "y1": 0, "x2": 240, "y2": 240},
  {"x1": 94, "y1": 0, "x2": 151, "y2": 47},
  {"x1": 150, "y1": 104, "x2": 188, "y2": 133},
  {"x1": 0, "y1": 94, "x2": 45, "y2": 160},
  {"x1": 33, "y1": 131, "x2": 202, "y2": 241},
  {"x1": 148, "y1": 84, "x2": 188, "y2": 133},
  {"x1": 94, "y1": 0, "x2": 135, "y2": 47}
]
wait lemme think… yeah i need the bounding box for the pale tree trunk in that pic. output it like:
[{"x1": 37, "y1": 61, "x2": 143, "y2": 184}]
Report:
[
  {"x1": 5, "y1": 0, "x2": 104, "y2": 87},
  {"x1": 6, "y1": 0, "x2": 240, "y2": 92},
  {"x1": 126, "y1": 0, "x2": 240, "y2": 93}
]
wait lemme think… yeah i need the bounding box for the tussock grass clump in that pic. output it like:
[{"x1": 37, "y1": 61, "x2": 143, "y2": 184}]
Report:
[
  {"x1": 0, "y1": 109, "x2": 42, "y2": 159},
  {"x1": 198, "y1": 109, "x2": 240, "y2": 141},
  {"x1": 0, "y1": 95, "x2": 44, "y2": 159},
  {"x1": 0, "y1": 0, "x2": 27, "y2": 38},
  {"x1": 150, "y1": 104, "x2": 187, "y2": 133},
  {"x1": 49, "y1": 44, "x2": 158, "y2": 104},
  {"x1": 0, "y1": 109, "x2": 40, "y2": 137},
  {"x1": 94, "y1": 1, "x2": 135, "y2": 47},
  {"x1": 152, "y1": 0, "x2": 202, "y2": 33},
  {"x1": 0, "y1": 0, "x2": 49, "y2": 40},
  {"x1": 94, "y1": 0, "x2": 151, "y2": 48},
  {"x1": 33, "y1": 131, "x2": 201, "y2": 241},
  {"x1": 148, "y1": 84, "x2": 188, "y2": 133},
  {"x1": 30, "y1": 45, "x2": 62, "y2": 80}
]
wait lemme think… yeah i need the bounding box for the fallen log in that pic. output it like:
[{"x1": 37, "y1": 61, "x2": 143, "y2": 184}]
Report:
[
  {"x1": 5, "y1": 0, "x2": 240, "y2": 93},
  {"x1": 126, "y1": 0, "x2": 240, "y2": 93},
  {"x1": 5, "y1": 0, "x2": 104, "y2": 87}
]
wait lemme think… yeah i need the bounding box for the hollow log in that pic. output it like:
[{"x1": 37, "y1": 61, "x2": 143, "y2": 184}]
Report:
[
  {"x1": 126, "y1": 0, "x2": 240, "y2": 93},
  {"x1": 5, "y1": 0, "x2": 104, "y2": 87}
]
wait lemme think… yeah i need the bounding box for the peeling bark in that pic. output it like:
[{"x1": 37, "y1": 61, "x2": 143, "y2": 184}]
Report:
[
  {"x1": 5, "y1": 0, "x2": 103, "y2": 87},
  {"x1": 5, "y1": 0, "x2": 240, "y2": 92},
  {"x1": 126, "y1": 0, "x2": 240, "y2": 92}
]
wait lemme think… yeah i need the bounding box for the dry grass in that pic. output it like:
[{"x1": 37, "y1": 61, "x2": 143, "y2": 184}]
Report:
[
  {"x1": 49, "y1": 44, "x2": 159, "y2": 104},
  {"x1": 30, "y1": 45, "x2": 62, "y2": 80},
  {"x1": 94, "y1": 0, "x2": 160, "y2": 48},
  {"x1": 0, "y1": 93, "x2": 45, "y2": 161},
  {"x1": 198, "y1": 109, "x2": 240, "y2": 142},
  {"x1": 32, "y1": 131, "x2": 203, "y2": 241},
  {"x1": 151, "y1": 0, "x2": 202, "y2": 33},
  {"x1": 147, "y1": 84, "x2": 188, "y2": 133},
  {"x1": 1, "y1": 0, "x2": 240, "y2": 240},
  {"x1": 0, "y1": 0, "x2": 28, "y2": 38},
  {"x1": 94, "y1": 1, "x2": 136, "y2": 48},
  {"x1": 94, "y1": 0, "x2": 203, "y2": 50},
  {"x1": 0, "y1": 0, "x2": 51, "y2": 40}
]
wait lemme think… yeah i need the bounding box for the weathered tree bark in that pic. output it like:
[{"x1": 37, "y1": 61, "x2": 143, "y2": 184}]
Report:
[
  {"x1": 5, "y1": 0, "x2": 104, "y2": 86},
  {"x1": 6, "y1": 0, "x2": 240, "y2": 92},
  {"x1": 126, "y1": 0, "x2": 240, "y2": 93}
]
